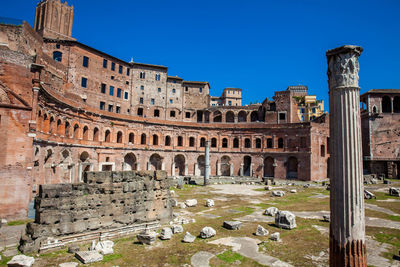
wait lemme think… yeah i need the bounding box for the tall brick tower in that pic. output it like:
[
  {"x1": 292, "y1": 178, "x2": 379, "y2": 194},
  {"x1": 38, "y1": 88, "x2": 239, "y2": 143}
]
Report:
[{"x1": 34, "y1": 0, "x2": 74, "y2": 40}]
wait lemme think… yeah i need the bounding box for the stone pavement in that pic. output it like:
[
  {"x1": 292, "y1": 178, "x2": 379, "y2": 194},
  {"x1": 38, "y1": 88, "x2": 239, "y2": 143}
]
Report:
[
  {"x1": 209, "y1": 237, "x2": 293, "y2": 267},
  {"x1": 190, "y1": 251, "x2": 215, "y2": 267},
  {"x1": 0, "y1": 224, "x2": 25, "y2": 248}
]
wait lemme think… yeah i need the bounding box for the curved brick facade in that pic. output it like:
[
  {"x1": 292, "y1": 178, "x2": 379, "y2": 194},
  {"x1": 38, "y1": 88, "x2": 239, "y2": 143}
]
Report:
[{"x1": 0, "y1": 0, "x2": 330, "y2": 219}]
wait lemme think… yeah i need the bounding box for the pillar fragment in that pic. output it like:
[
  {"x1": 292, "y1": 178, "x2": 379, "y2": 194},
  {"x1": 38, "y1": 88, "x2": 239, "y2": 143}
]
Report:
[
  {"x1": 326, "y1": 45, "x2": 366, "y2": 267},
  {"x1": 204, "y1": 141, "x2": 210, "y2": 185}
]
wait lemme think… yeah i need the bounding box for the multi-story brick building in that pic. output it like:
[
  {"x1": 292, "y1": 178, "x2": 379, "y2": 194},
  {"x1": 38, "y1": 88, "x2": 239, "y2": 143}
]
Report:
[
  {"x1": 361, "y1": 89, "x2": 400, "y2": 178},
  {"x1": 0, "y1": 0, "x2": 330, "y2": 219}
]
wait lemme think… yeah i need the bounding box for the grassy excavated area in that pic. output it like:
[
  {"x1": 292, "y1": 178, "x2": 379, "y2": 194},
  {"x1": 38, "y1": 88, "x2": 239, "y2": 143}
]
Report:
[{"x1": 1, "y1": 182, "x2": 399, "y2": 267}]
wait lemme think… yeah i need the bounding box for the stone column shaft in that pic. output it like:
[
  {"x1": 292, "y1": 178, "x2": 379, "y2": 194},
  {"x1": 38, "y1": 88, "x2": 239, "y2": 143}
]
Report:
[
  {"x1": 204, "y1": 141, "x2": 210, "y2": 185},
  {"x1": 327, "y1": 45, "x2": 366, "y2": 267}
]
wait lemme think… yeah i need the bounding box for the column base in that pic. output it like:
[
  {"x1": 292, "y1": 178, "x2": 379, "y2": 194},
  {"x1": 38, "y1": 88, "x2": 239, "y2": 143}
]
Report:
[{"x1": 330, "y1": 233, "x2": 366, "y2": 267}]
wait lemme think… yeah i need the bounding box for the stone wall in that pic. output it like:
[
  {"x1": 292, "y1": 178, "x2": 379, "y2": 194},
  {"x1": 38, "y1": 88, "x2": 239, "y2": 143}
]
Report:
[{"x1": 20, "y1": 170, "x2": 172, "y2": 253}]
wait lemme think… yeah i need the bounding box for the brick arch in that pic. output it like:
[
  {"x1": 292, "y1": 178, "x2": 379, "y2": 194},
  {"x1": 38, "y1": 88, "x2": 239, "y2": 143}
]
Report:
[
  {"x1": 152, "y1": 133, "x2": 160, "y2": 146},
  {"x1": 82, "y1": 125, "x2": 90, "y2": 140},
  {"x1": 104, "y1": 128, "x2": 112, "y2": 142},
  {"x1": 128, "y1": 132, "x2": 135, "y2": 144},
  {"x1": 72, "y1": 122, "x2": 80, "y2": 139},
  {"x1": 116, "y1": 130, "x2": 123, "y2": 143},
  {"x1": 238, "y1": 110, "x2": 247, "y2": 122},
  {"x1": 93, "y1": 126, "x2": 100, "y2": 141}
]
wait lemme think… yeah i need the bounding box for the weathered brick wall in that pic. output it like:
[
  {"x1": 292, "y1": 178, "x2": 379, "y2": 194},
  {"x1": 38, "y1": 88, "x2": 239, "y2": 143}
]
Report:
[{"x1": 20, "y1": 170, "x2": 172, "y2": 253}]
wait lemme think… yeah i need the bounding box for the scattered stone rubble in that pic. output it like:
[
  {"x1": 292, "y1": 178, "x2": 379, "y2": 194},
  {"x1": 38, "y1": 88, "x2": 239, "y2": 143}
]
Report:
[
  {"x1": 223, "y1": 221, "x2": 242, "y2": 230},
  {"x1": 183, "y1": 232, "x2": 196, "y2": 243},
  {"x1": 206, "y1": 199, "x2": 215, "y2": 207},
  {"x1": 137, "y1": 230, "x2": 158, "y2": 245},
  {"x1": 200, "y1": 227, "x2": 216, "y2": 239},
  {"x1": 264, "y1": 207, "x2": 279, "y2": 216},
  {"x1": 160, "y1": 227, "x2": 173, "y2": 240},
  {"x1": 275, "y1": 211, "x2": 297, "y2": 229},
  {"x1": 185, "y1": 199, "x2": 198, "y2": 207},
  {"x1": 272, "y1": 190, "x2": 285, "y2": 197},
  {"x1": 172, "y1": 225, "x2": 183, "y2": 234},
  {"x1": 270, "y1": 232, "x2": 281, "y2": 241},
  {"x1": 19, "y1": 171, "x2": 172, "y2": 253},
  {"x1": 255, "y1": 225, "x2": 269, "y2": 236},
  {"x1": 95, "y1": 240, "x2": 114, "y2": 255},
  {"x1": 389, "y1": 188, "x2": 400, "y2": 197},
  {"x1": 364, "y1": 190, "x2": 375, "y2": 199},
  {"x1": 7, "y1": 255, "x2": 35, "y2": 267},
  {"x1": 75, "y1": 251, "x2": 103, "y2": 264}
]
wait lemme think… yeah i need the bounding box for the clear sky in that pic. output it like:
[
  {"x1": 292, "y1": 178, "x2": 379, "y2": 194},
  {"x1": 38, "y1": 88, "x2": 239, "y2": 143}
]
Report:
[{"x1": 2, "y1": 0, "x2": 400, "y2": 108}]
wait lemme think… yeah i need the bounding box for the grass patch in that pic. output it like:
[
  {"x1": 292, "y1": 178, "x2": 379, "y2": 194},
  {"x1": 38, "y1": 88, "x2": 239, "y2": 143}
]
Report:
[
  {"x1": 234, "y1": 206, "x2": 255, "y2": 213},
  {"x1": 102, "y1": 253, "x2": 122, "y2": 262},
  {"x1": 7, "y1": 219, "x2": 33, "y2": 226},
  {"x1": 388, "y1": 215, "x2": 400, "y2": 221},
  {"x1": 253, "y1": 188, "x2": 266, "y2": 192},
  {"x1": 40, "y1": 248, "x2": 68, "y2": 258},
  {"x1": 217, "y1": 250, "x2": 244, "y2": 263}
]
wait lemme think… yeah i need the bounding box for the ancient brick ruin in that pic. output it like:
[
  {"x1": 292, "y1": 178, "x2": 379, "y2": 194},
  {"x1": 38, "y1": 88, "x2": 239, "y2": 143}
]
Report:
[{"x1": 19, "y1": 170, "x2": 172, "y2": 253}]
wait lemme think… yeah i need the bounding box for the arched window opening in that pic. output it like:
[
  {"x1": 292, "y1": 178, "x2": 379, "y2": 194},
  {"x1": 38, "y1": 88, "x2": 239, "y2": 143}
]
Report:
[
  {"x1": 372, "y1": 106, "x2": 377, "y2": 113},
  {"x1": 382, "y1": 96, "x2": 392, "y2": 113},
  {"x1": 233, "y1": 138, "x2": 239, "y2": 148},
  {"x1": 124, "y1": 153, "x2": 137, "y2": 171},
  {"x1": 49, "y1": 116, "x2": 54, "y2": 133},
  {"x1": 80, "y1": 151, "x2": 90, "y2": 162},
  {"x1": 211, "y1": 138, "x2": 217, "y2": 147},
  {"x1": 83, "y1": 126, "x2": 89, "y2": 140},
  {"x1": 226, "y1": 111, "x2": 234, "y2": 123},
  {"x1": 250, "y1": 111, "x2": 258, "y2": 122},
  {"x1": 213, "y1": 111, "x2": 222, "y2": 122},
  {"x1": 53, "y1": 51, "x2": 62, "y2": 62},
  {"x1": 57, "y1": 119, "x2": 62, "y2": 135},
  {"x1": 189, "y1": 137, "x2": 195, "y2": 147},
  {"x1": 93, "y1": 127, "x2": 99, "y2": 141},
  {"x1": 255, "y1": 138, "x2": 261, "y2": 148},
  {"x1": 73, "y1": 124, "x2": 79, "y2": 138},
  {"x1": 141, "y1": 133, "x2": 146, "y2": 145},
  {"x1": 200, "y1": 137, "x2": 206, "y2": 147},
  {"x1": 321, "y1": 145, "x2": 325, "y2": 157},
  {"x1": 174, "y1": 154, "x2": 185, "y2": 176},
  {"x1": 264, "y1": 157, "x2": 274, "y2": 178},
  {"x1": 150, "y1": 154, "x2": 163, "y2": 170},
  {"x1": 238, "y1": 111, "x2": 247, "y2": 122},
  {"x1": 278, "y1": 138, "x2": 284, "y2": 148},
  {"x1": 154, "y1": 109, "x2": 160, "y2": 117},
  {"x1": 117, "y1": 131, "x2": 123, "y2": 143},
  {"x1": 138, "y1": 108, "x2": 144, "y2": 116},
  {"x1": 243, "y1": 156, "x2": 252, "y2": 176},
  {"x1": 244, "y1": 138, "x2": 251, "y2": 148},
  {"x1": 165, "y1": 135, "x2": 171, "y2": 146},
  {"x1": 394, "y1": 96, "x2": 400, "y2": 113},
  {"x1": 267, "y1": 138, "x2": 273, "y2": 148},
  {"x1": 177, "y1": 136, "x2": 183, "y2": 146},
  {"x1": 287, "y1": 157, "x2": 298, "y2": 179},
  {"x1": 129, "y1": 133, "x2": 134, "y2": 144},
  {"x1": 221, "y1": 156, "x2": 231, "y2": 176},
  {"x1": 153, "y1": 134, "x2": 159, "y2": 145},
  {"x1": 104, "y1": 130, "x2": 111, "y2": 142},
  {"x1": 222, "y1": 138, "x2": 228, "y2": 148},
  {"x1": 64, "y1": 121, "x2": 70, "y2": 137}
]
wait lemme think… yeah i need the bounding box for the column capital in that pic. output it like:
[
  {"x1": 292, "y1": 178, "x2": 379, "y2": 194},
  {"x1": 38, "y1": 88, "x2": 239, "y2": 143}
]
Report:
[{"x1": 326, "y1": 45, "x2": 363, "y2": 90}]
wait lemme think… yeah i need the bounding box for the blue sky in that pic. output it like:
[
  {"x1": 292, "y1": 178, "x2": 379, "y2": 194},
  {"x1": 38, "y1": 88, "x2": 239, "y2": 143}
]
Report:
[{"x1": 2, "y1": 0, "x2": 400, "y2": 107}]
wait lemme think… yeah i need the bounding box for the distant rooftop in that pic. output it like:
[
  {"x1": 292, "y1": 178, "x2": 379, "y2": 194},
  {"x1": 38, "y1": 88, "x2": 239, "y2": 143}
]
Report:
[
  {"x1": 0, "y1": 16, "x2": 23, "y2": 26},
  {"x1": 287, "y1": 85, "x2": 308, "y2": 92}
]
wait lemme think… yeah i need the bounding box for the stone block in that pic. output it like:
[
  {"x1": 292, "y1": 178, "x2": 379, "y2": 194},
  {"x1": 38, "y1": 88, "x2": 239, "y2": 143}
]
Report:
[
  {"x1": 275, "y1": 211, "x2": 297, "y2": 229},
  {"x1": 137, "y1": 230, "x2": 157, "y2": 245},
  {"x1": 183, "y1": 232, "x2": 195, "y2": 243},
  {"x1": 160, "y1": 227, "x2": 173, "y2": 240},
  {"x1": 255, "y1": 225, "x2": 269, "y2": 236},
  {"x1": 223, "y1": 221, "x2": 242, "y2": 230},
  {"x1": 264, "y1": 207, "x2": 279, "y2": 216},
  {"x1": 58, "y1": 263, "x2": 78, "y2": 267},
  {"x1": 185, "y1": 199, "x2": 197, "y2": 207},
  {"x1": 272, "y1": 190, "x2": 285, "y2": 197},
  {"x1": 200, "y1": 227, "x2": 216, "y2": 239},
  {"x1": 364, "y1": 190, "x2": 375, "y2": 199},
  {"x1": 172, "y1": 225, "x2": 183, "y2": 234},
  {"x1": 205, "y1": 199, "x2": 214, "y2": 207},
  {"x1": 95, "y1": 240, "x2": 114, "y2": 255},
  {"x1": 7, "y1": 255, "x2": 35, "y2": 267},
  {"x1": 170, "y1": 199, "x2": 178, "y2": 207},
  {"x1": 270, "y1": 232, "x2": 281, "y2": 241},
  {"x1": 389, "y1": 187, "x2": 400, "y2": 197},
  {"x1": 75, "y1": 251, "x2": 103, "y2": 264}
]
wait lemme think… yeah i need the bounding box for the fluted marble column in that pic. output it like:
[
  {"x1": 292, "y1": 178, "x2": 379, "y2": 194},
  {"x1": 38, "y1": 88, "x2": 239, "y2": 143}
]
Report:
[{"x1": 326, "y1": 45, "x2": 366, "y2": 267}]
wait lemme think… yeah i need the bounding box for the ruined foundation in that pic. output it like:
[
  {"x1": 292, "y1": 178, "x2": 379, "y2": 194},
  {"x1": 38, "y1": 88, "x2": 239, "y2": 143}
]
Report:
[{"x1": 19, "y1": 170, "x2": 172, "y2": 253}]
